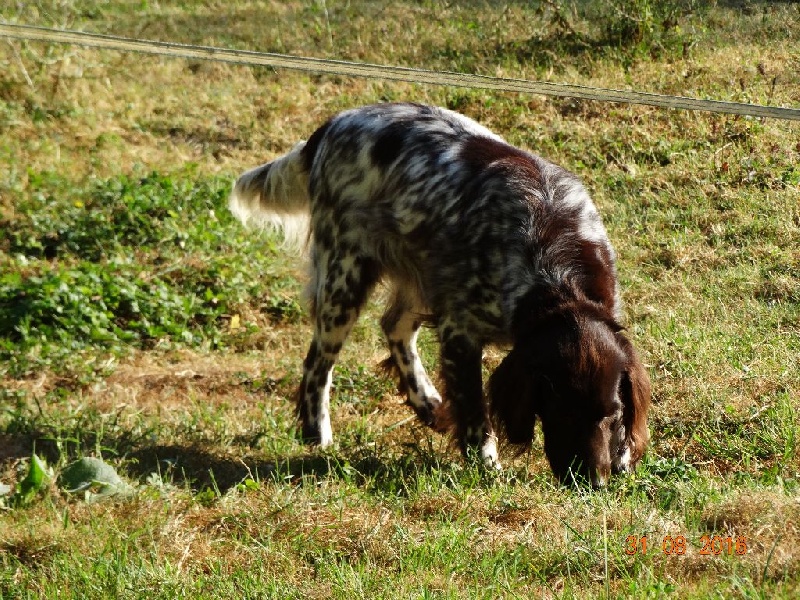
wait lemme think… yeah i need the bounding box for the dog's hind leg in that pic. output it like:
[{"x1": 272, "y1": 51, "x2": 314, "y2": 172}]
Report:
[
  {"x1": 380, "y1": 288, "x2": 443, "y2": 430},
  {"x1": 296, "y1": 248, "x2": 381, "y2": 446}
]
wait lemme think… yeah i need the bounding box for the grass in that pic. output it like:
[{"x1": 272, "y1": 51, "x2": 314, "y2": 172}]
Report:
[{"x1": 1, "y1": 0, "x2": 799, "y2": 597}]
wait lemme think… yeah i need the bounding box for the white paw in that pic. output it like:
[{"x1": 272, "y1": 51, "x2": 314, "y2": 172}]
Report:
[
  {"x1": 318, "y1": 416, "x2": 333, "y2": 448},
  {"x1": 482, "y1": 435, "x2": 502, "y2": 470}
]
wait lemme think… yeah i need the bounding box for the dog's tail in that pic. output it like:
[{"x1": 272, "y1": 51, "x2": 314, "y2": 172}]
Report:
[{"x1": 228, "y1": 141, "x2": 311, "y2": 249}]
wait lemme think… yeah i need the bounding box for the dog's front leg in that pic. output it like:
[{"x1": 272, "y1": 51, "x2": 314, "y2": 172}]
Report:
[{"x1": 439, "y1": 325, "x2": 500, "y2": 469}]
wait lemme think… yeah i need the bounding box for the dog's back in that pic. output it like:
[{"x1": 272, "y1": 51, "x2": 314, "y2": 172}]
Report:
[{"x1": 232, "y1": 103, "x2": 618, "y2": 339}]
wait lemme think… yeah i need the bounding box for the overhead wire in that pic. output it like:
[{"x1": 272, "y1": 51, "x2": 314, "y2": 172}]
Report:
[{"x1": 2, "y1": 23, "x2": 799, "y2": 121}]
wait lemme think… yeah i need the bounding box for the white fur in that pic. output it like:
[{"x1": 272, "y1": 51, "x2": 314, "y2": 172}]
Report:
[{"x1": 229, "y1": 141, "x2": 311, "y2": 251}]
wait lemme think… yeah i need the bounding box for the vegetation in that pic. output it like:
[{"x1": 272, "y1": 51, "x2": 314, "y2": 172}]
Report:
[{"x1": 1, "y1": 0, "x2": 799, "y2": 597}]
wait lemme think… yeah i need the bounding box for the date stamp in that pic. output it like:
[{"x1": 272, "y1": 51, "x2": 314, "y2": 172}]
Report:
[{"x1": 625, "y1": 535, "x2": 748, "y2": 556}]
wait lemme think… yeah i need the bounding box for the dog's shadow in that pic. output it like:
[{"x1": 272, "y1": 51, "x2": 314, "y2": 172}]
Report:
[
  {"x1": 2, "y1": 430, "x2": 507, "y2": 496},
  {"x1": 124, "y1": 440, "x2": 455, "y2": 495},
  {"x1": 126, "y1": 444, "x2": 349, "y2": 492}
]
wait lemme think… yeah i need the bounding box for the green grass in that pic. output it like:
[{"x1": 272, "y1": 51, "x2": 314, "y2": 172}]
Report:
[
  {"x1": 2, "y1": 0, "x2": 800, "y2": 597},
  {"x1": 1, "y1": 170, "x2": 303, "y2": 378}
]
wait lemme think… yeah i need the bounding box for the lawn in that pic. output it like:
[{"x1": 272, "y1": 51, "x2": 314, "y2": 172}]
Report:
[{"x1": 1, "y1": 1, "x2": 799, "y2": 597}]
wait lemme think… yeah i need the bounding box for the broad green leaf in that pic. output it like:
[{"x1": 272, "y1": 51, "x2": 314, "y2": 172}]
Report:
[
  {"x1": 59, "y1": 457, "x2": 132, "y2": 499},
  {"x1": 14, "y1": 453, "x2": 52, "y2": 506}
]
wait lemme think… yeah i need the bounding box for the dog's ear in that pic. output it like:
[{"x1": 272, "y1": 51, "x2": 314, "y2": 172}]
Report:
[
  {"x1": 489, "y1": 346, "x2": 540, "y2": 448},
  {"x1": 617, "y1": 334, "x2": 651, "y2": 464}
]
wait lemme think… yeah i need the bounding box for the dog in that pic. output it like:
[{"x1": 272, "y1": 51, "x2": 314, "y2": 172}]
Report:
[{"x1": 230, "y1": 103, "x2": 650, "y2": 486}]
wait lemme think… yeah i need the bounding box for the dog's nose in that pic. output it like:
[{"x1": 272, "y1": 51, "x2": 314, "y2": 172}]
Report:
[{"x1": 612, "y1": 445, "x2": 633, "y2": 475}]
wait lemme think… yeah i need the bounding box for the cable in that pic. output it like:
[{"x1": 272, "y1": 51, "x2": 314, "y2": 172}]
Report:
[{"x1": 2, "y1": 23, "x2": 799, "y2": 121}]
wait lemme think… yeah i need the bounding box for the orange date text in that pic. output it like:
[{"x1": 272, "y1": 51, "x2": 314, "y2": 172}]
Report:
[{"x1": 624, "y1": 535, "x2": 748, "y2": 556}]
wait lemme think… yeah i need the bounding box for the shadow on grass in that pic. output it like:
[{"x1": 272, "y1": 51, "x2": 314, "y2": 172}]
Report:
[
  {"x1": 124, "y1": 440, "x2": 463, "y2": 495},
  {"x1": 0, "y1": 398, "x2": 465, "y2": 496}
]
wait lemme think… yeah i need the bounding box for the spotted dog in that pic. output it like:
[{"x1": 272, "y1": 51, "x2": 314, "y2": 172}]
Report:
[{"x1": 230, "y1": 103, "x2": 650, "y2": 486}]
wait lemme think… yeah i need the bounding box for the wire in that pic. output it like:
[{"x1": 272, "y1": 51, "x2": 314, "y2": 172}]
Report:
[{"x1": 2, "y1": 23, "x2": 799, "y2": 121}]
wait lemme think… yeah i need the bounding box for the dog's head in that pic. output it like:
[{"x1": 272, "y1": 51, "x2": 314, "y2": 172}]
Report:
[{"x1": 490, "y1": 308, "x2": 650, "y2": 487}]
